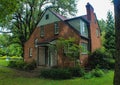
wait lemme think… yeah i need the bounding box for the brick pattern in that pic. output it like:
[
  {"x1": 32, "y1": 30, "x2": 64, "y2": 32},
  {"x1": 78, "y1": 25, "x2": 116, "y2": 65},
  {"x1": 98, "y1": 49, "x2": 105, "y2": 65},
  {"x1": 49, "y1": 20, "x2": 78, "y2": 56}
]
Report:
[{"x1": 24, "y1": 3, "x2": 101, "y2": 67}]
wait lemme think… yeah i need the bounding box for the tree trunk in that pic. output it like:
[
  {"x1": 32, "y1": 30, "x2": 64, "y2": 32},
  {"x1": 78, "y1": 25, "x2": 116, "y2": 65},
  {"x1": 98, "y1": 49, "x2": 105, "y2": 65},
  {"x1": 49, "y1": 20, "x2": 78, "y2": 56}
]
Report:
[{"x1": 114, "y1": 0, "x2": 120, "y2": 85}]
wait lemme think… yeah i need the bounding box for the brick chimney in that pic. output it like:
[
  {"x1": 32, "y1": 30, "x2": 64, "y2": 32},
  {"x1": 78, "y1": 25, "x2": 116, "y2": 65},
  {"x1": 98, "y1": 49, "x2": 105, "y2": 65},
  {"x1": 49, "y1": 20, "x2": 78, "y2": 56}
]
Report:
[{"x1": 86, "y1": 3, "x2": 94, "y2": 21}]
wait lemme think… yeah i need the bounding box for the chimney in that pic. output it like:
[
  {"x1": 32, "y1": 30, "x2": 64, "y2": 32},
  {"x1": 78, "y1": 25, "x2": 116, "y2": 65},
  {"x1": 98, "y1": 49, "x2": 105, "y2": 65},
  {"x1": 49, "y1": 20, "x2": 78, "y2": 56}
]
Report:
[{"x1": 86, "y1": 3, "x2": 94, "y2": 21}]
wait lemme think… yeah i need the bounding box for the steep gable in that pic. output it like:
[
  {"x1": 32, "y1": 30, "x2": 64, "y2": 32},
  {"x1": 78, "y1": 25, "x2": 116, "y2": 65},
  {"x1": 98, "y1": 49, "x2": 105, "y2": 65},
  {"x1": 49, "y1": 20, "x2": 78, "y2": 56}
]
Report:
[{"x1": 37, "y1": 9, "x2": 61, "y2": 27}]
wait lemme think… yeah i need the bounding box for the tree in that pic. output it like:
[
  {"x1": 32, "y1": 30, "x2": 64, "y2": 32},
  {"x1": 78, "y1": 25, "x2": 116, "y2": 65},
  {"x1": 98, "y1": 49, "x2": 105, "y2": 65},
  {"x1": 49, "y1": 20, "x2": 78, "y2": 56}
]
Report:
[
  {"x1": 0, "y1": 0, "x2": 19, "y2": 22},
  {"x1": 98, "y1": 19, "x2": 106, "y2": 45},
  {"x1": 0, "y1": 34, "x2": 22, "y2": 57},
  {"x1": 104, "y1": 11, "x2": 115, "y2": 58},
  {"x1": 114, "y1": 0, "x2": 120, "y2": 85},
  {"x1": 6, "y1": 0, "x2": 78, "y2": 57}
]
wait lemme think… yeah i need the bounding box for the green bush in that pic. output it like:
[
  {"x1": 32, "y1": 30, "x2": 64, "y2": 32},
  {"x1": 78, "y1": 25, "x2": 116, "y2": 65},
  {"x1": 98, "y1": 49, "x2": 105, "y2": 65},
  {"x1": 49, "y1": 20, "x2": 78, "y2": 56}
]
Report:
[
  {"x1": 40, "y1": 68, "x2": 72, "y2": 80},
  {"x1": 67, "y1": 67, "x2": 85, "y2": 77},
  {"x1": 8, "y1": 60, "x2": 36, "y2": 71},
  {"x1": 84, "y1": 72, "x2": 94, "y2": 79},
  {"x1": 23, "y1": 61, "x2": 37, "y2": 70},
  {"x1": 84, "y1": 68, "x2": 105, "y2": 79},
  {"x1": 8, "y1": 61, "x2": 17, "y2": 68},
  {"x1": 92, "y1": 69, "x2": 104, "y2": 77},
  {"x1": 89, "y1": 48, "x2": 115, "y2": 69}
]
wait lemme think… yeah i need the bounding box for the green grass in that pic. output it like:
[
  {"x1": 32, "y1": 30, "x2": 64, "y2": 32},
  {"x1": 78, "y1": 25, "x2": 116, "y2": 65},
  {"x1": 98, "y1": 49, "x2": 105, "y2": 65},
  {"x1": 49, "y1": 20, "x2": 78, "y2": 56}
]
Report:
[
  {"x1": 0, "y1": 60, "x2": 9, "y2": 66},
  {"x1": 0, "y1": 66, "x2": 114, "y2": 85}
]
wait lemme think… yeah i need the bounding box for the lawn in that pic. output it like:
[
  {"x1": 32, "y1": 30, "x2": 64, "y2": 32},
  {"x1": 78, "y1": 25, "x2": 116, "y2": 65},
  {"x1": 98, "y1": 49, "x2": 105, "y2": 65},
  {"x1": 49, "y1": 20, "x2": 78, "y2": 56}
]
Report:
[{"x1": 0, "y1": 66, "x2": 114, "y2": 85}]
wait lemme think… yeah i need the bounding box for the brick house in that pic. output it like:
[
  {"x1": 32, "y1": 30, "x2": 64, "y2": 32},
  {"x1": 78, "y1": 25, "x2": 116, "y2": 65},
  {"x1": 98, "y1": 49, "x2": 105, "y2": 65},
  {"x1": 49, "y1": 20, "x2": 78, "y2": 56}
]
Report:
[{"x1": 24, "y1": 3, "x2": 101, "y2": 67}]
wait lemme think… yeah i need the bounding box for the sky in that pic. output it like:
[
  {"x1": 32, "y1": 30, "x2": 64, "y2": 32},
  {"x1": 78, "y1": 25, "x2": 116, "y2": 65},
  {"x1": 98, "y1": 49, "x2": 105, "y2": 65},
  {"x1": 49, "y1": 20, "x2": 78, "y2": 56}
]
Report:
[{"x1": 76, "y1": 0, "x2": 114, "y2": 20}]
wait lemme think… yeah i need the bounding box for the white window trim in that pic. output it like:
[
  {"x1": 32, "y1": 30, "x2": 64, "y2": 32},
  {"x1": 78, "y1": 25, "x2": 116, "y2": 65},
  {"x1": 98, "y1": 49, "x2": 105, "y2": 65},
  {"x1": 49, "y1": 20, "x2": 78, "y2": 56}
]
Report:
[
  {"x1": 81, "y1": 43, "x2": 88, "y2": 55},
  {"x1": 40, "y1": 26, "x2": 44, "y2": 37},
  {"x1": 29, "y1": 48, "x2": 33, "y2": 57},
  {"x1": 54, "y1": 22, "x2": 59, "y2": 34},
  {"x1": 80, "y1": 20, "x2": 88, "y2": 38}
]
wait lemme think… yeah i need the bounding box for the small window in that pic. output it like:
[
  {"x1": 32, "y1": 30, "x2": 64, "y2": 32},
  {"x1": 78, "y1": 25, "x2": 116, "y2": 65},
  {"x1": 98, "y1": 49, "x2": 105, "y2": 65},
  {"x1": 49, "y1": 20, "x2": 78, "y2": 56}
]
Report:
[
  {"x1": 46, "y1": 14, "x2": 49, "y2": 20},
  {"x1": 54, "y1": 22, "x2": 59, "y2": 34},
  {"x1": 35, "y1": 39, "x2": 38, "y2": 48},
  {"x1": 40, "y1": 26, "x2": 44, "y2": 37},
  {"x1": 64, "y1": 43, "x2": 73, "y2": 54},
  {"x1": 81, "y1": 43, "x2": 88, "y2": 54},
  {"x1": 29, "y1": 48, "x2": 33, "y2": 57},
  {"x1": 96, "y1": 28, "x2": 99, "y2": 37}
]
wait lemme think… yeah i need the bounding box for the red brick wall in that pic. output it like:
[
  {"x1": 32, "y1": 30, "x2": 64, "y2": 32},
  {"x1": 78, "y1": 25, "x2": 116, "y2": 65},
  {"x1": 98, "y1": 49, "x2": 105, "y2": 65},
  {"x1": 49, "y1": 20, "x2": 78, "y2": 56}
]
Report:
[
  {"x1": 86, "y1": 3, "x2": 101, "y2": 52},
  {"x1": 90, "y1": 18, "x2": 101, "y2": 52},
  {"x1": 24, "y1": 21, "x2": 81, "y2": 67}
]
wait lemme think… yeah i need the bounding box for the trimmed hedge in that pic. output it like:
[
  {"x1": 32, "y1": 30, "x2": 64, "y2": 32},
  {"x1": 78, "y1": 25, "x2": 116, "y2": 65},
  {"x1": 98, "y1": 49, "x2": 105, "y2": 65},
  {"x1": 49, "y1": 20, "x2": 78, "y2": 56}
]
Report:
[
  {"x1": 40, "y1": 68, "x2": 72, "y2": 80},
  {"x1": 40, "y1": 67, "x2": 85, "y2": 80}
]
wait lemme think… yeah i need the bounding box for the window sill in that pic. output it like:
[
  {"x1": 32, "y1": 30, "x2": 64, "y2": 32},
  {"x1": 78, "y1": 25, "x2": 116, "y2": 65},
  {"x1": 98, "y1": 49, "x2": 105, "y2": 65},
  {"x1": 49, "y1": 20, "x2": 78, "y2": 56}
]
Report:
[
  {"x1": 81, "y1": 53, "x2": 88, "y2": 55},
  {"x1": 54, "y1": 32, "x2": 59, "y2": 35}
]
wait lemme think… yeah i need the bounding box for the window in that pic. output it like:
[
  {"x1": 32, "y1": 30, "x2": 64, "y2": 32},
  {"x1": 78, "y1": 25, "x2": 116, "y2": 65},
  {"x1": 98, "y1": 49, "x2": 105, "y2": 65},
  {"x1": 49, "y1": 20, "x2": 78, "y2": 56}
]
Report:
[
  {"x1": 46, "y1": 14, "x2": 49, "y2": 20},
  {"x1": 81, "y1": 43, "x2": 88, "y2": 54},
  {"x1": 96, "y1": 28, "x2": 99, "y2": 37},
  {"x1": 34, "y1": 39, "x2": 38, "y2": 48},
  {"x1": 80, "y1": 20, "x2": 88, "y2": 38},
  {"x1": 29, "y1": 48, "x2": 33, "y2": 57},
  {"x1": 40, "y1": 26, "x2": 44, "y2": 37},
  {"x1": 54, "y1": 22, "x2": 59, "y2": 34},
  {"x1": 64, "y1": 43, "x2": 73, "y2": 54}
]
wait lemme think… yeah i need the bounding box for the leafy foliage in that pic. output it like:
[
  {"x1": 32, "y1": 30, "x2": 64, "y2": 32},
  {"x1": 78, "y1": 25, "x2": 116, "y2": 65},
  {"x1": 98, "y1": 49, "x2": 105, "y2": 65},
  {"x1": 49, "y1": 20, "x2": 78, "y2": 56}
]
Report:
[
  {"x1": 40, "y1": 68, "x2": 72, "y2": 80},
  {"x1": 67, "y1": 67, "x2": 85, "y2": 77},
  {"x1": 40, "y1": 67, "x2": 85, "y2": 79},
  {"x1": 8, "y1": 60, "x2": 36, "y2": 70},
  {"x1": 0, "y1": 34, "x2": 22, "y2": 56},
  {"x1": 88, "y1": 48, "x2": 115, "y2": 69},
  {"x1": 56, "y1": 37, "x2": 81, "y2": 60},
  {"x1": 84, "y1": 68, "x2": 105, "y2": 79},
  {"x1": 0, "y1": 0, "x2": 19, "y2": 22},
  {"x1": 103, "y1": 11, "x2": 115, "y2": 58}
]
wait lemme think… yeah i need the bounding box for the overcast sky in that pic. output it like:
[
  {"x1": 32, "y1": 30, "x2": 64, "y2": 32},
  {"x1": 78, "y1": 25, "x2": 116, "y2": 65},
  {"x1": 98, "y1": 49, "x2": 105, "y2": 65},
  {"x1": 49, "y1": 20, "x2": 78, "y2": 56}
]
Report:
[{"x1": 76, "y1": 0, "x2": 114, "y2": 20}]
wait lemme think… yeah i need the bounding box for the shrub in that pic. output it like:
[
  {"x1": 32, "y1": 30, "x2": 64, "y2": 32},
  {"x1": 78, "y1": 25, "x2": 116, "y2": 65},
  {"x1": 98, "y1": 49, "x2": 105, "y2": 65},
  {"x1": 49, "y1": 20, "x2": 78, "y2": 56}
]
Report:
[
  {"x1": 40, "y1": 68, "x2": 72, "y2": 80},
  {"x1": 67, "y1": 67, "x2": 85, "y2": 77},
  {"x1": 92, "y1": 69, "x2": 104, "y2": 77},
  {"x1": 89, "y1": 48, "x2": 115, "y2": 69},
  {"x1": 8, "y1": 61, "x2": 17, "y2": 68},
  {"x1": 23, "y1": 61, "x2": 37, "y2": 70},
  {"x1": 84, "y1": 72, "x2": 94, "y2": 79},
  {"x1": 84, "y1": 68, "x2": 105, "y2": 79},
  {"x1": 8, "y1": 60, "x2": 36, "y2": 71},
  {"x1": 15, "y1": 60, "x2": 26, "y2": 69}
]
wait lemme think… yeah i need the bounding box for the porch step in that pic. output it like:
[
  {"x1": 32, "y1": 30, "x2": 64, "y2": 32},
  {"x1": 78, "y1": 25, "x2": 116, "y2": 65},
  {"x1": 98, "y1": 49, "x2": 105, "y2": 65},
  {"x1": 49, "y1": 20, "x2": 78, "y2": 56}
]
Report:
[{"x1": 32, "y1": 66, "x2": 50, "y2": 73}]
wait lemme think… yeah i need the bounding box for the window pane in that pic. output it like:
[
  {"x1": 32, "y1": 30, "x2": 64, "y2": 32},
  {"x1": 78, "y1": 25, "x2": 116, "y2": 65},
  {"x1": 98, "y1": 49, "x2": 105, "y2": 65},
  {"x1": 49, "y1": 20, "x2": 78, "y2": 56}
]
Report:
[
  {"x1": 81, "y1": 43, "x2": 88, "y2": 54},
  {"x1": 80, "y1": 20, "x2": 88, "y2": 38},
  {"x1": 29, "y1": 48, "x2": 33, "y2": 57},
  {"x1": 40, "y1": 26, "x2": 44, "y2": 37},
  {"x1": 54, "y1": 22, "x2": 59, "y2": 34},
  {"x1": 96, "y1": 28, "x2": 99, "y2": 37}
]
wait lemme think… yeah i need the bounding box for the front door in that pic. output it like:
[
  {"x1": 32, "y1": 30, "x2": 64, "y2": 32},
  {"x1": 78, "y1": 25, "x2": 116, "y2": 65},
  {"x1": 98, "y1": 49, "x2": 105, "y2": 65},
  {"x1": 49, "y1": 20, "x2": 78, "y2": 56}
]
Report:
[
  {"x1": 38, "y1": 47, "x2": 45, "y2": 66},
  {"x1": 49, "y1": 48, "x2": 57, "y2": 67}
]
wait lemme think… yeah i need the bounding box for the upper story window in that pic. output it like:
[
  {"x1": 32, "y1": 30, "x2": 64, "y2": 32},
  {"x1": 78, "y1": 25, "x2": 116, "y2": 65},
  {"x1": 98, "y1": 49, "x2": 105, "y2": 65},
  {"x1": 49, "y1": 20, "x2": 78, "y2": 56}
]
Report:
[
  {"x1": 40, "y1": 26, "x2": 44, "y2": 37},
  {"x1": 80, "y1": 20, "x2": 88, "y2": 38},
  {"x1": 34, "y1": 39, "x2": 38, "y2": 48},
  {"x1": 54, "y1": 22, "x2": 59, "y2": 34},
  {"x1": 46, "y1": 14, "x2": 49, "y2": 20},
  {"x1": 81, "y1": 43, "x2": 88, "y2": 54},
  {"x1": 29, "y1": 48, "x2": 33, "y2": 57},
  {"x1": 96, "y1": 28, "x2": 100, "y2": 37}
]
